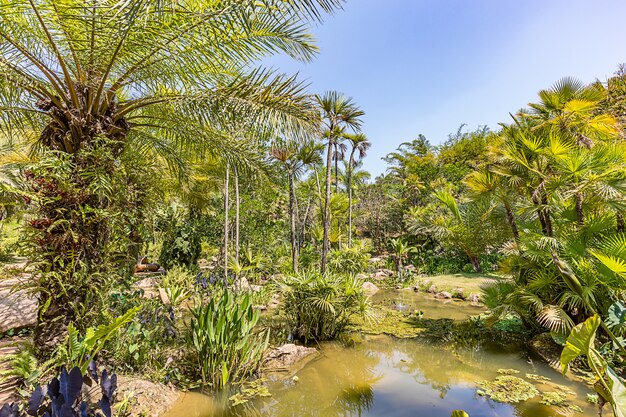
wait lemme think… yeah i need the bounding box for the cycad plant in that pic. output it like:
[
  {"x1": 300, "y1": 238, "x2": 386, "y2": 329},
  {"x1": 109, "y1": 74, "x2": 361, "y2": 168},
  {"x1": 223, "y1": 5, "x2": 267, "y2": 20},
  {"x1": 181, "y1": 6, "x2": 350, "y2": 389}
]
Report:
[{"x1": 0, "y1": 0, "x2": 344, "y2": 351}]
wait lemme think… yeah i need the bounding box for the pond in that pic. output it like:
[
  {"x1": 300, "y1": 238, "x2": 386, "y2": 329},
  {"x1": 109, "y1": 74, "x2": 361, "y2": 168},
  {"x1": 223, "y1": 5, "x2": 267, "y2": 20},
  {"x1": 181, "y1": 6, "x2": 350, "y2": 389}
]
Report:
[{"x1": 164, "y1": 291, "x2": 598, "y2": 417}]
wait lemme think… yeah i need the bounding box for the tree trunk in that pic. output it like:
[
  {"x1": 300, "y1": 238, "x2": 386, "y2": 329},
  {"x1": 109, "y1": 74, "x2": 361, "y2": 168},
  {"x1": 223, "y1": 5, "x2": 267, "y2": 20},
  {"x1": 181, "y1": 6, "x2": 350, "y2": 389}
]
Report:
[
  {"x1": 503, "y1": 201, "x2": 519, "y2": 242},
  {"x1": 300, "y1": 194, "x2": 312, "y2": 248},
  {"x1": 532, "y1": 194, "x2": 551, "y2": 237},
  {"x1": 470, "y1": 255, "x2": 481, "y2": 273},
  {"x1": 618, "y1": 212, "x2": 625, "y2": 233},
  {"x1": 224, "y1": 165, "x2": 229, "y2": 282},
  {"x1": 334, "y1": 143, "x2": 339, "y2": 194},
  {"x1": 321, "y1": 139, "x2": 333, "y2": 274},
  {"x1": 347, "y1": 153, "x2": 355, "y2": 247},
  {"x1": 234, "y1": 165, "x2": 240, "y2": 259},
  {"x1": 575, "y1": 193, "x2": 584, "y2": 226},
  {"x1": 289, "y1": 172, "x2": 298, "y2": 273}
]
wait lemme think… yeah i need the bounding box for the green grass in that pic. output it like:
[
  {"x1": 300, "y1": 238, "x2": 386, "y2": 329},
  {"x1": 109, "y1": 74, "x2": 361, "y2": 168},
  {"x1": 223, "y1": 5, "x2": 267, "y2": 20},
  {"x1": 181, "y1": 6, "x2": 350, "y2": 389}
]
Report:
[{"x1": 420, "y1": 273, "x2": 500, "y2": 294}]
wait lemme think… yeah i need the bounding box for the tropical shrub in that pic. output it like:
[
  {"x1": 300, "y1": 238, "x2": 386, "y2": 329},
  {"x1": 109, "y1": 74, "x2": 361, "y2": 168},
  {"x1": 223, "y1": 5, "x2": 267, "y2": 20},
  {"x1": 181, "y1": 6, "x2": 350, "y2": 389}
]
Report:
[
  {"x1": 159, "y1": 217, "x2": 202, "y2": 270},
  {"x1": 187, "y1": 290, "x2": 268, "y2": 389},
  {"x1": 277, "y1": 271, "x2": 369, "y2": 342},
  {"x1": 103, "y1": 298, "x2": 178, "y2": 377},
  {"x1": 55, "y1": 308, "x2": 138, "y2": 373},
  {"x1": 327, "y1": 241, "x2": 371, "y2": 275}
]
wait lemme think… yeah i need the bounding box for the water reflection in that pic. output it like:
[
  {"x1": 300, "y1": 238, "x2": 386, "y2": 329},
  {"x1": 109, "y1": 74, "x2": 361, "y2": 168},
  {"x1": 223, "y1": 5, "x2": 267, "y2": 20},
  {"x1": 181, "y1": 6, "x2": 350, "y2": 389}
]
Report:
[{"x1": 164, "y1": 291, "x2": 596, "y2": 417}]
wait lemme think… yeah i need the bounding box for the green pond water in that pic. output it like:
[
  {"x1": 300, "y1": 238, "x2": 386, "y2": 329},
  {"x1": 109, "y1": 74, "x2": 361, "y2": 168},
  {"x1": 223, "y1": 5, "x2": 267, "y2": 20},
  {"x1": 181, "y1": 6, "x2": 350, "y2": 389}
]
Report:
[{"x1": 164, "y1": 291, "x2": 600, "y2": 417}]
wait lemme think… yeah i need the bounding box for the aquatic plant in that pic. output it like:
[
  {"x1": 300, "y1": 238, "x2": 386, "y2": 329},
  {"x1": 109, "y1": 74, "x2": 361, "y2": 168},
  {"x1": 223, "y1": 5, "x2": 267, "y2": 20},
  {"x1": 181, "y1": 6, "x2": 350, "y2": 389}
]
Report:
[
  {"x1": 477, "y1": 375, "x2": 539, "y2": 403},
  {"x1": 187, "y1": 290, "x2": 268, "y2": 389}
]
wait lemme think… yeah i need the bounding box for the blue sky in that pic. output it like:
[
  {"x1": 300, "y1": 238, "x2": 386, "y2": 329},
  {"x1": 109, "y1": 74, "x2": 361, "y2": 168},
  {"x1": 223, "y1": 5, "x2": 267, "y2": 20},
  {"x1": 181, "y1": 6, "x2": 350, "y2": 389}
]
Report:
[{"x1": 266, "y1": 0, "x2": 626, "y2": 177}]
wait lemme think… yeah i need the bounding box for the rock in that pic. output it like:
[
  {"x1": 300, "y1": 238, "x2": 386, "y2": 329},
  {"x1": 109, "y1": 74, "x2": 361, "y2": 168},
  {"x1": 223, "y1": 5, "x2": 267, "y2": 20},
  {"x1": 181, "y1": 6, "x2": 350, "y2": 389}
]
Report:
[
  {"x1": 435, "y1": 291, "x2": 452, "y2": 299},
  {"x1": 356, "y1": 273, "x2": 369, "y2": 280},
  {"x1": 427, "y1": 284, "x2": 438, "y2": 294},
  {"x1": 395, "y1": 284, "x2": 402, "y2": 290},
  {"x1": 267, "y1": 294, "x2": 280, "y2": 309},
  {"x1": 250, "y1": 285, "x2": 263, "y2": 293},
  {"x1": 451, "y1": 288, "x2": 465, "y2": 300},
  {"x1": 468, "y1": 293, "x2": 481, "y2": 303},
  {"x1": 134, "y1": 277, "x2": 160, "y2": 299},
  {"x1": 404, "y1": 264, "x2": 417, "y2": 272},
  {"x1": 362, "y1": 281, "x2": 379, "y2": 296},
  {"x1": 380, "y1": 268, "x2": 394, "y2": 276},
  {"x1": 368, "y1": 257, "x2": 383, "y2": 263},
  {"x1": 158, "y1": 288, "x2": 170, "y2": 305},
  {"x1": 0, "y1": 277, "x2": 37, "y2": 333},
  {"x1": 254, "y1": 305, "x2": 267, "y2": 311},
  {"x1": 263, "y1": 344, "x2": 317, "y2": 371},
  {"x1": 116, "y1": 375, "x2": 180, "y2": 417},
  {"x1": 372, "y1": 271, "x2": 387, "y2": 280}
]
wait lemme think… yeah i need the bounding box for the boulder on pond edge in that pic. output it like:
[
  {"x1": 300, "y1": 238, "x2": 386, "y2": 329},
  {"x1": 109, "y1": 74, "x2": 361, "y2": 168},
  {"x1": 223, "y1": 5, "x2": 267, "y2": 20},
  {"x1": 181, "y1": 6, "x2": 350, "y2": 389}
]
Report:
[
  {"x1": 263, "y1": 344, "x2": 318, "y2": 372},
  {"x1": 116, "y1": 375, "x2": 180, "y2": 417},
  {"x1": 362, "y1": 281, "x2": 380, "y2": 296}
]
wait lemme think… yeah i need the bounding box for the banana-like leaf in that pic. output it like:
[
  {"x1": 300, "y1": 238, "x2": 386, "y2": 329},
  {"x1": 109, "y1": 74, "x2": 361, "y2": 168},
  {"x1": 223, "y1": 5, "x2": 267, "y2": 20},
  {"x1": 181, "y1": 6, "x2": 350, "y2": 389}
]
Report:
[
  {"x1": 560, "y1": 314, "x2": 601, "y2": 374},
  {"x1": 608, "y1": 367, "x2": 626, "y2": 417}
]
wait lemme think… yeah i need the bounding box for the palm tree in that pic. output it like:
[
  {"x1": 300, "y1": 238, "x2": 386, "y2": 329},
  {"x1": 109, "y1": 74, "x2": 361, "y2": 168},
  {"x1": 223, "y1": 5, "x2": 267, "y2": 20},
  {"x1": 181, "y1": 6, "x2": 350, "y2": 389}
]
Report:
[
  {"x1": 271, "y1": 140, "x2": 323, "y2": 272},
  {"x1": 345, "y1": 133, "x2": 371, "y2": 247},
  {"x1": 315, "y1": 92, "x2": 364, "y2": 273},
  {"x1": 333, "y1": 140, "x2": 348, "y2": 193},
  {"x1": 388, "y1": 238, "x2": 416, "y2": 274},
  {"x1": 407, "y1": 190, "x2": 508, "y2": 272},
  {"x1": 522, "y1": 77, "x2": 619, "y2": 147},
  {"x1": 464, "y1": 170, "x2": 520, "y2": 242},
  {"x1": 0, "y1": 0, "x2": 344, "y2": 351}
]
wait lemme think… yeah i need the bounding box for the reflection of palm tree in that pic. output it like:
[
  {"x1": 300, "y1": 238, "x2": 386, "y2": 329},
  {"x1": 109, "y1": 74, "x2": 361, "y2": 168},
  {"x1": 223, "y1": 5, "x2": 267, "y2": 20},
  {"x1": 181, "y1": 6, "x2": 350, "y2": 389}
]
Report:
[{"x1": 334, "y1": 383, "x2": 375, "y2": 416}]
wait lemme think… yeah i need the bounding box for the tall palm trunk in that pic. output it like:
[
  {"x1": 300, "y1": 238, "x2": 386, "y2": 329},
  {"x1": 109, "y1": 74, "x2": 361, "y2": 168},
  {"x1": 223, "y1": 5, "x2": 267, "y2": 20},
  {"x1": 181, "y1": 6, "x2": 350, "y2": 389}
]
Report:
[
  {"x1": 289, "y1": 172, "x2": 299, "y2": 272},
  {"x1": 334, "y1": 143, "x2": 339, "y2": 194},
  {"x1": 347, "y1": 151, "x2": 356, "y2": 247},
  {"x1": 224, "y1": 165, "x2": 230, "y2": 282},
  {"x1": 234, "y1": 165, "x2": 240, "y2": 259},
  {"x1": 321, "y1": 139, "x2": 334, "y2": 274}
]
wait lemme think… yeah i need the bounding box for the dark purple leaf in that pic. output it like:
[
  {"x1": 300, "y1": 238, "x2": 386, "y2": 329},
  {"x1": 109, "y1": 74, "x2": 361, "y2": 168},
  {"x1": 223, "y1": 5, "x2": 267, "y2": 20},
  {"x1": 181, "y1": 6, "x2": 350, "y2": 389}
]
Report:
[
  {"x1": 87, "y1": 361, "x2": 98, "y2": 383},
  {"x1": 27, "y1": 385, "x2": 47, "y2": 416},
  {"x1": 0, "y1": 403, "x2": 20, "y2": 417},
  {"x1": 48, "y1": 377, "x2": 60, "y2": 399},
  {"x1": 59, "y1": 404, "x2": 74, "y2": 417},
  {"x1": 59, "y1": 367, "x2": 83, "y2": 405},
  {"x1": 98, "y1": 397, "x2": 111, "y2": 417}
]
